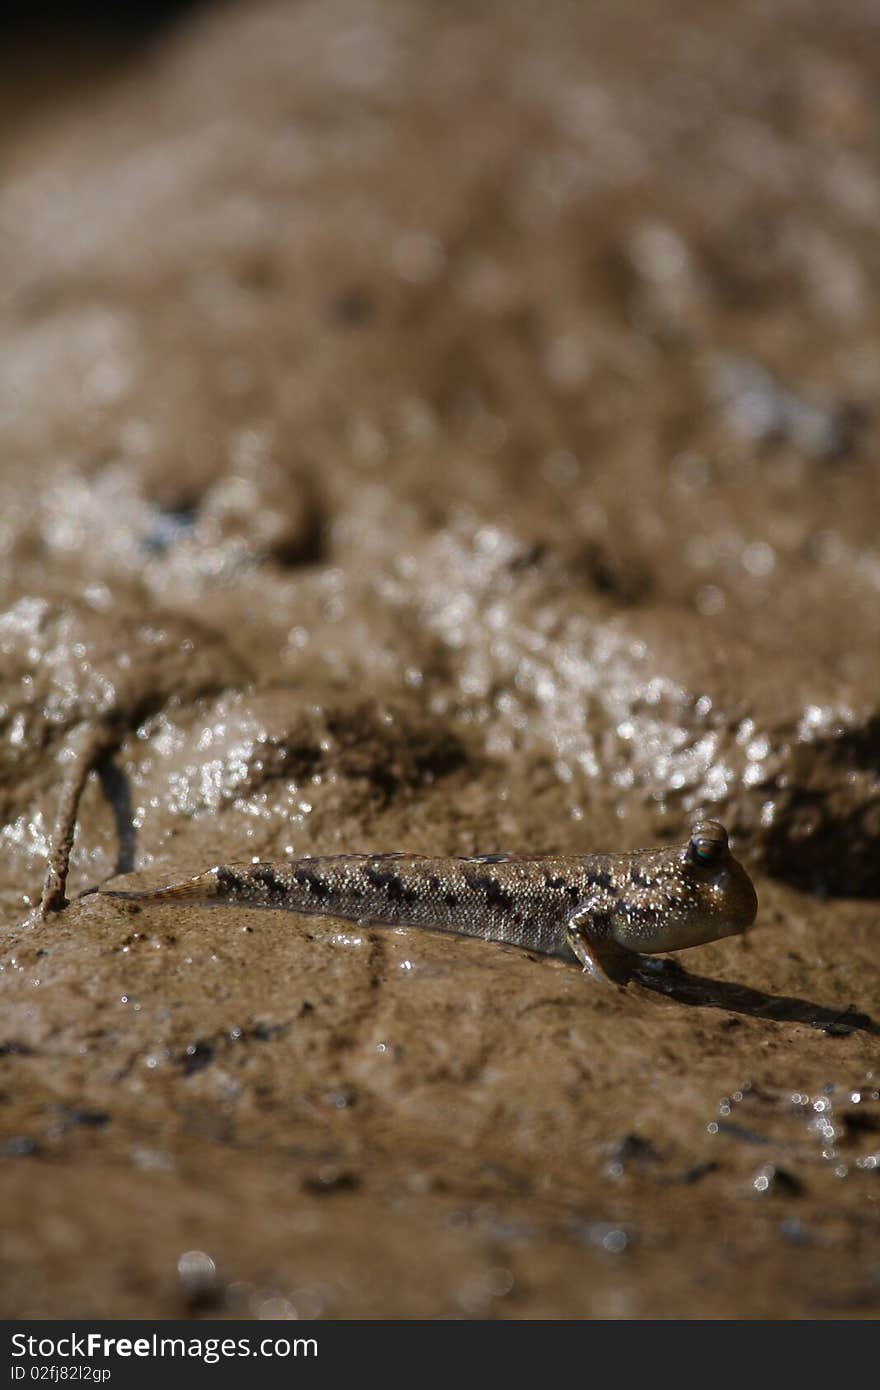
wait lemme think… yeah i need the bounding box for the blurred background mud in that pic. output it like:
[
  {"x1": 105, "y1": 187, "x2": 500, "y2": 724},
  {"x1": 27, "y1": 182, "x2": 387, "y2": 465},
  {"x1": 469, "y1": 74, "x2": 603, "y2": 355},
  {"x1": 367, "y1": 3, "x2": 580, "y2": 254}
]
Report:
[{"x1": 0, "y1": 0, "x2": 878, "y2": 1319}]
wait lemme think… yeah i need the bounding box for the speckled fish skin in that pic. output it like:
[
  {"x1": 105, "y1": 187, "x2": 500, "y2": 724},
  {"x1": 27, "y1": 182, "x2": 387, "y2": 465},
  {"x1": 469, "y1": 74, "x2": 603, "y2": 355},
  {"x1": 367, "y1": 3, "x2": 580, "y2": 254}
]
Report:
[{"x1": 102, "y1": 820, "x2": 758, "y2": 974}]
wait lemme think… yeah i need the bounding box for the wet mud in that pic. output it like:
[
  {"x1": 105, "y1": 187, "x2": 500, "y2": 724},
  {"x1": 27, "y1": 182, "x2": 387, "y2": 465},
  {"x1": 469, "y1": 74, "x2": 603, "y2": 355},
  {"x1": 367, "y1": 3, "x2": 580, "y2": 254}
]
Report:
[{"x1": 0, "y1": 0, "x2": 878, "y2": 1319}]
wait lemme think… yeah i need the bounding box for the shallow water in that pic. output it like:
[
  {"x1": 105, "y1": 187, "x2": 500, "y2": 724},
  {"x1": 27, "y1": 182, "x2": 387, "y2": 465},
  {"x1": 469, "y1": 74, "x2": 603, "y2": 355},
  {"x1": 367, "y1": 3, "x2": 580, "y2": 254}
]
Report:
[{"x1": 1, "y1": 0, "x2": 879, "y2": 1319}]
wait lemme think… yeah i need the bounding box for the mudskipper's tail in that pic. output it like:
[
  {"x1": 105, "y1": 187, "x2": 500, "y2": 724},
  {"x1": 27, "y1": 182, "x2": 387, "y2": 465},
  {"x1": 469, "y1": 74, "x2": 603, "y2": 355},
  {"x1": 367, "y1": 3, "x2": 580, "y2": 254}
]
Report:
[{"x1": 101, "y1": 869, "x2": 222, "y2": 906}]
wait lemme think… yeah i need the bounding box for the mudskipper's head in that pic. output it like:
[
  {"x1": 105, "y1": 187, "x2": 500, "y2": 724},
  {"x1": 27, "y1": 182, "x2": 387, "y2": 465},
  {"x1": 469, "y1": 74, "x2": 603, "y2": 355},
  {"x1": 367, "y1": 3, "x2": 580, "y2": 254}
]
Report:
[
  {"x1": 677, "y1": 820, "x2": 758, "y2": 945},
  {"x1": 610, "y1": 820, "x2": 759, "y2": 955}
]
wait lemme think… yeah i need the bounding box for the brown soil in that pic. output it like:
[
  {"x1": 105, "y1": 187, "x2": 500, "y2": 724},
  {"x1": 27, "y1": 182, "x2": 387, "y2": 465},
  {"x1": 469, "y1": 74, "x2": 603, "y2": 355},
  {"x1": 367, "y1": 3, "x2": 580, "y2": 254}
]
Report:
[{"x1": 0, "y1": 0, "x2": 878, "y2": 1320}]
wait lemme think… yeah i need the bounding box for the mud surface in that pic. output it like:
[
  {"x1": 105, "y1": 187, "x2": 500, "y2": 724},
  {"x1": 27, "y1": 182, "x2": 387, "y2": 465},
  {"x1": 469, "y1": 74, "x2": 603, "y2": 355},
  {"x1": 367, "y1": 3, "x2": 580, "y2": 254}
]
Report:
[{"x1": 1, "y1": 0, "x2": 879, "y2": 1319}]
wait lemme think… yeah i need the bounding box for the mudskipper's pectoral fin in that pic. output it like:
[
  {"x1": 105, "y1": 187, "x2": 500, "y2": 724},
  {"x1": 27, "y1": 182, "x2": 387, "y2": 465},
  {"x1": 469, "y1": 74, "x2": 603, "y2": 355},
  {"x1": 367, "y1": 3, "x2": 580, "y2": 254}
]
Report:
[{"x1": 566, "y1": 903, "x2": 639, "y2": 987}]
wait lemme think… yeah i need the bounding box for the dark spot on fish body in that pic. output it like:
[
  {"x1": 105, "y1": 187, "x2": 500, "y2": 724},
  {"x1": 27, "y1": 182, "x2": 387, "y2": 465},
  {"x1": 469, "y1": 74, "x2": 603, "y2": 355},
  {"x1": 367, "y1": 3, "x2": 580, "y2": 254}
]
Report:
[
  {"x1": 630, "y1": 868, "x2": 653, "y2": 889},
  {"x1": 399, "y1": 877, "x2": 421, "y2": 903},
  {"x1": 543, "y1": 874, "x2": 567, "y2": 891},
  {"x1": 294, "y1": 869, "x2": 331, "y2": 901},
  {"x1": 466, "y1": 874, "x2": 514, "y2": 911},
  {"x1": 252, "y1": 867, "x2": 289, "y2": 900},
  {"x1": 365, "y1": 868, "x2": 419, "y2": 902},
  {"x1": 444, "y1": 892, "x2": 459, "y2": 908},
  {"x1": 217, "y1": 866, "x2": 247, "y2": 895},
  {"x1": 587, "y1": 870, "x2": 617, "y2": 895}
]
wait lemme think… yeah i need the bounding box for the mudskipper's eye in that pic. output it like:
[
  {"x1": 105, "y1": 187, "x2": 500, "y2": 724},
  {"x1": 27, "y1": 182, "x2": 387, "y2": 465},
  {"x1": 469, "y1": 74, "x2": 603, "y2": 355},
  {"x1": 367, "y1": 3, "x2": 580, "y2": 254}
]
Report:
[
  {"x1": 688, "y1": 820, "x2": 728, "y2": 867},
  {"x1": 689, "y1": 824, "x2": 726, "y2": 866},
  {"x1": 691, "y1": 840, "x2": 719, "y2": 864}
]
